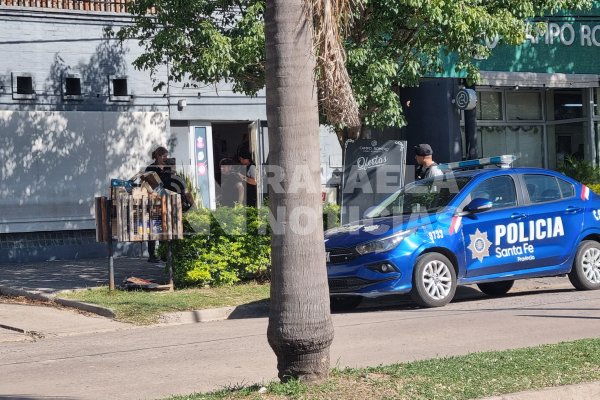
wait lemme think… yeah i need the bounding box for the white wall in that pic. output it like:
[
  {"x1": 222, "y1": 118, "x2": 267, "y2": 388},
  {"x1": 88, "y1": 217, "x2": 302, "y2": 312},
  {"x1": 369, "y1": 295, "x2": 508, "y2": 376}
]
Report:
[{"x1": 0, "y1": 110, "x2": 168, "y2": 232}]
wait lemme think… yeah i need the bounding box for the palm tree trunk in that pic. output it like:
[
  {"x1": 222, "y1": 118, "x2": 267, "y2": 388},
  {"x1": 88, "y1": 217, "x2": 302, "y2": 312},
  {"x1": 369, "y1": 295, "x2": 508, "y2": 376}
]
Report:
[{"x1": 265, "y1": 0, "x2": 334, "y2": 383}]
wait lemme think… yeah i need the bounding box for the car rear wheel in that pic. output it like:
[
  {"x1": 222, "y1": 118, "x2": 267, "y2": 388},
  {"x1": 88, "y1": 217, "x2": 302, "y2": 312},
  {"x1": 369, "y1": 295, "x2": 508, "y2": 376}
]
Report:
[
  {"x1": 477, "y1": 280, "x2": 514, "y2": 297},
  {"x1": 568, "y1": 240, "x2": 600, "y2": 290},
  {"x1": 330, "y1": 295, "x2": 362, "y2": 312},
  {"x1": 411, "y1": 252, "x2": 457, "y2": 308}
]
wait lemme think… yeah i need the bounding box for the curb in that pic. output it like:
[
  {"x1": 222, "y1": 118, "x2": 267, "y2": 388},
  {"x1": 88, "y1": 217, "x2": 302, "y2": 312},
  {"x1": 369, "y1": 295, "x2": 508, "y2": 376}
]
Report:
[
  {"x1": 0, "y1": 285, "x2": 116, "y2": 319},
  {"x1": 53, "y1": 297, "x2": 116, "y2": 318},
  {"x1": 159, "y1": 302, "x2": 269, "y2": 324},
  {"x1": 1, "y1": 284, "x2": 268, "y2": 323}
]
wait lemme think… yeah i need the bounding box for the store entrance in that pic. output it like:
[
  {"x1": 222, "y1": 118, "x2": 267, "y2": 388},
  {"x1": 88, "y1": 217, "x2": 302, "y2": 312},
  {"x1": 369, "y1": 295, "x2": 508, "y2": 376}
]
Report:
[
  {"x1": 211, "y1": 122, "x2": 252, "y2": 206},
  {"x1": 212, "y1": 122, "x2": 250, "y2": 170}
]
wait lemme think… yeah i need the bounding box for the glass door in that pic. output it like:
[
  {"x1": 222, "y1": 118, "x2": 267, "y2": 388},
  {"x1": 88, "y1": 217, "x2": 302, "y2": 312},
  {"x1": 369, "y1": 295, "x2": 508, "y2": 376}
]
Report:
[{"x1": 193, "y1": 125, "x2": 215, "y2": 209}]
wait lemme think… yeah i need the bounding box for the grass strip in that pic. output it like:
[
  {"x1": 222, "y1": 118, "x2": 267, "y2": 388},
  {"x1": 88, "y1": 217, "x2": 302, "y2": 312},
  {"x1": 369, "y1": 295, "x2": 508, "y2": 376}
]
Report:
[
  {"x1": 57, "y1": 282, "x2": 270, "y2": 325},
  {"x1": 166, "y1": 338, "x2": 600, "y2": 400}
]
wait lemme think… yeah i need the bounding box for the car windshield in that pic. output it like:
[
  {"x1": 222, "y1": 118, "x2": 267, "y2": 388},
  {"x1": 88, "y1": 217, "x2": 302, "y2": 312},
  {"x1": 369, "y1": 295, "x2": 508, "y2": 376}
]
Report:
[{"x1": 365, "y1": 174, "x2": 473, "y2": 218}]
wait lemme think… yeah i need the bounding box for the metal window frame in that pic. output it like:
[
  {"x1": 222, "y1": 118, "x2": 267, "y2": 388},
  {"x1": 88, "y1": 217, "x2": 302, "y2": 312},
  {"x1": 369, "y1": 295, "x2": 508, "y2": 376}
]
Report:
[
  {"x1": 11, "y1": 72, "x2": 35, "y2": 100},
  {"x1": 108, "y1": 75, "x2": 131, "y2": 102},
  {"x1": 62, "y1": 72, "x2": 83, "y2": 101}
]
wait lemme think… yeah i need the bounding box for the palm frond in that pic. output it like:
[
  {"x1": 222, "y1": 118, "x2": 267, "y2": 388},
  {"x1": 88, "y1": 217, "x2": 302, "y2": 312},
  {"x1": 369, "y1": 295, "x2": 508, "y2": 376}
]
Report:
[{"x1": 310, "y1": 0, "x2": 363, "y2": 134}]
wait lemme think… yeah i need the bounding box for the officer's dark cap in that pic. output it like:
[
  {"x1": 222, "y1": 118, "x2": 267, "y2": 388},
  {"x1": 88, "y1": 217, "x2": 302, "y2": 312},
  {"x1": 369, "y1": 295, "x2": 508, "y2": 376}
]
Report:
[{"x1": 414, "y1": 143, "x2": 433, "y2": 156}]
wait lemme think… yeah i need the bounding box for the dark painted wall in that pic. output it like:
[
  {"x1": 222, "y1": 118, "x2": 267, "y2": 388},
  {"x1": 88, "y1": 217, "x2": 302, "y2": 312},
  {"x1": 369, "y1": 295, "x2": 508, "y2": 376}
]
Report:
[{"x1": 399, "y1": 78, "x2": 463, "y2": 166}]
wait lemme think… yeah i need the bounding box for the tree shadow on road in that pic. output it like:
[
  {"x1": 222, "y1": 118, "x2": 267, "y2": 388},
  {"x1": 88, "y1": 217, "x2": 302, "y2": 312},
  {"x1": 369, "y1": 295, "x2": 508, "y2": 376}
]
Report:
[{"x1": 334, "y1": 285, "x2": 579, "y2": 314}]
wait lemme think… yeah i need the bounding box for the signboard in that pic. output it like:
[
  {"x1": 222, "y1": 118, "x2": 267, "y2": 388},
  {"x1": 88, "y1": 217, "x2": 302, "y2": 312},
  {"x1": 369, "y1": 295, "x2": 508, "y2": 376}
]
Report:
[
  {"x1": 476, "y1": 18, "x2": 600, "y2": 75},
  {"x1": 437, "y1": 6, "x2": 600, "y2": 76},
  {"x1": 455, "y1": 88, "x2": 477, "y2": 110},
  {"x1": 194, "y1": 127, "x2": 210, "y2": 208},
  {"x1": 341, "y1": 139, "x2": 407, "y2": 225}
]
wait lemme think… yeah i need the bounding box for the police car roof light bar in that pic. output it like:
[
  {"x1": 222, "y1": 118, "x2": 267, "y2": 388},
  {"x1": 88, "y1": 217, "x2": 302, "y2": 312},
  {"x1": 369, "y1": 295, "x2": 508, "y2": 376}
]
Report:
[{"x1": 438, "y1": 155, "x2": 518, "y2": 171}]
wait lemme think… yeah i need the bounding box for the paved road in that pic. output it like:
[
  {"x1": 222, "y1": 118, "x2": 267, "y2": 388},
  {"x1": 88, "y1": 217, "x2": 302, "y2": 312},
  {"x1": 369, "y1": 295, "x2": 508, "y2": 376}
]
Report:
[{"x1": 1, "y1": 280, "x2": 599, "y2": 400}]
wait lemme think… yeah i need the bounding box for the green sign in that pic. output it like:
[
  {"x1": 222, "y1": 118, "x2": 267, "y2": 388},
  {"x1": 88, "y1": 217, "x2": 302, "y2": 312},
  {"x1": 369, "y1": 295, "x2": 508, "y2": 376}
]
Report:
[
  {"x1": 480, "y1": 19, "x2": 600, "y2": 74},
  {"x1": 440, "y1": 8, "x2": 600, "y2": 76}
]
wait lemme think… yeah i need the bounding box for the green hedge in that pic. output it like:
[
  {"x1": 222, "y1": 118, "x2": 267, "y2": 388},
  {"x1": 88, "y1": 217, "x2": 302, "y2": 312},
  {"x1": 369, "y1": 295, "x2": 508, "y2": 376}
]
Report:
[
  {"x1": 558, "y1": 156, "x2": 600, "y2": 184},
  {"x1": 587, "y1": 183, "x2": 600, "y2": 195},
  {"x1": 162, "y1": 203, "x2": 341, "y2": 287},
  {"x1": 159, "y1": 206, "x2": 271, "y2": 287},
  {"x1": 323, "y1": 203, "x2": 341, "y2": 231}
]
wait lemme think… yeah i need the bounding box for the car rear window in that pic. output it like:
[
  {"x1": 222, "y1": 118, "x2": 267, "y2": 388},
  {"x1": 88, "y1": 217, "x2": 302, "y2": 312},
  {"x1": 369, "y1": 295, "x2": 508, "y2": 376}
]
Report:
[
  {"x1": 524, "y1": 174, "x2": 564, "y2": 203},
  {"x1": 558, "y1": 178, "x2": 575, "y2": 198}
]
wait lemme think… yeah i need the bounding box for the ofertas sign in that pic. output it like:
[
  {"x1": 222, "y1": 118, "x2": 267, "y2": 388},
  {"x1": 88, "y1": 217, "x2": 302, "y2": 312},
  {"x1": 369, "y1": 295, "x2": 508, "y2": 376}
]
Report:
[{"x1": 341, "y1": 139, "x2": 407, "y2": 225}]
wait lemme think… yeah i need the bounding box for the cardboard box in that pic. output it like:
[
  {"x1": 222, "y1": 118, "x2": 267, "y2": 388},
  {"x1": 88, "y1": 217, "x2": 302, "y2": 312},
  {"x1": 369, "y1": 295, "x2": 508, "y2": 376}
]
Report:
[{"x1": 139, "y1": 171, "x2": 162, "y2": 189}]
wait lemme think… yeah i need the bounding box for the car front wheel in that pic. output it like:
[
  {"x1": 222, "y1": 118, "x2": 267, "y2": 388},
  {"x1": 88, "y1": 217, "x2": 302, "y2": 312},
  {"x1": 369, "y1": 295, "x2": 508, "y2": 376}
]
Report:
[
  {"x1": 411, "y1": 253, "x2": 457, "y2": 308},
  {"x1": 477, "y1": 280, "x2": 514, "y2": 297},
  {"x1": 569, "y1": 240, "x2": 600, "y2": 290}
]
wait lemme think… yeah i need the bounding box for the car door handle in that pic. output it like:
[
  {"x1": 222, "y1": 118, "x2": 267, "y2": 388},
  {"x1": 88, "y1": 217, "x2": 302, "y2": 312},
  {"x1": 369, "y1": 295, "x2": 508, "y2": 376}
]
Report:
[
  {"x1": 511, "y1": 213, "x2": 527, "y2": 220},
  {"x1": 565, "y1": 206, "x2": 582, "y2": 214}
]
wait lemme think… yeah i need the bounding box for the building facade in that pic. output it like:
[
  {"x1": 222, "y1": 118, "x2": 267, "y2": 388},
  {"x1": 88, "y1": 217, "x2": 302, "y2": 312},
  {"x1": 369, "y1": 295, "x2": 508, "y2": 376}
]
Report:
[
  {"x1": 396, "y1": 7, "x2": 600, "y2": 172},
  {"x1": 8, "y1": 3, "x2": 592, "y2": 262},
  {"x1": 0, "y1": 1, "x2": 344, "y2": 262},
  {"x1": 0, "y1": 2, "x2": 265, "y2": 261}
]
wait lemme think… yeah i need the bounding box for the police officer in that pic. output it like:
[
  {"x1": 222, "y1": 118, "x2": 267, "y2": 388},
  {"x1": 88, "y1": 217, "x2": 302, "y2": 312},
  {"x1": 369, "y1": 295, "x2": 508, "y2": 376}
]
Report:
[{"x1": 414, "y1": 144, "x2": 443, "y2": 180}]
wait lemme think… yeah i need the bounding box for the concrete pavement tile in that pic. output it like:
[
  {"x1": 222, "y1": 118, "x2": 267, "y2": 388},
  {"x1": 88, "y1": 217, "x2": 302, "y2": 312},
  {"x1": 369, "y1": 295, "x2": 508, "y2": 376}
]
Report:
[
  {"x1": 479, "y1": 381, "x2": 600, "y2": 400},
  {"x1": 0, "y1": 327, "x2": 27, "y2": 343},
  {"x1": 0, "y1": 303, "x2": 133, "y2": 338}
]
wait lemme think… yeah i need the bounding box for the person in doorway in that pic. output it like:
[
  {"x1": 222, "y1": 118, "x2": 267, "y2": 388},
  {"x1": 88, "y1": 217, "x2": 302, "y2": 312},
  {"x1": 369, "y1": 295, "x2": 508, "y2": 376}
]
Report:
[
  {"x1": 414, "y1": 143, "x2": 443, "y2": 181},
  {"x1": 238, "y1": 149, "x2": 257, "y2": 207},
  {"x1": 236, "y1": 132, "x2": 250, "y2": 161},
  {"x1": 218, "y1": 158, "x2": 245, "y2": 206}
]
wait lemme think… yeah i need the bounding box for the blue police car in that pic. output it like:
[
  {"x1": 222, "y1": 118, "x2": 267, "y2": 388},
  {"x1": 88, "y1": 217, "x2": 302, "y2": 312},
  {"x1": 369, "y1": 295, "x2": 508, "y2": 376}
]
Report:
[{"x1": 325, "y1": 156, "x2": 600, "y2": 310}]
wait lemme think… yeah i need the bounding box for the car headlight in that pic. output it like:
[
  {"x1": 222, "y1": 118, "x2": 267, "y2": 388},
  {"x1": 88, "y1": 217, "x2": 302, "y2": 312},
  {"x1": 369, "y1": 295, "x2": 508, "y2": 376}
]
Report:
[{"x1": 355, "y1": 230, "x2": 412, "y2": 255}]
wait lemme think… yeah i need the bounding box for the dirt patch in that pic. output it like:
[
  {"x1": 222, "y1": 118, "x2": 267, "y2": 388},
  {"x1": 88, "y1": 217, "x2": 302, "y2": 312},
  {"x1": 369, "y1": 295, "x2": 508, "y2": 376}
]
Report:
[
  {"x1": 0, "y1": 294, "x2": 96, "y2": 317},
  {"x1": 0, "y1": 294, "x2": 54, "y2": 306}
]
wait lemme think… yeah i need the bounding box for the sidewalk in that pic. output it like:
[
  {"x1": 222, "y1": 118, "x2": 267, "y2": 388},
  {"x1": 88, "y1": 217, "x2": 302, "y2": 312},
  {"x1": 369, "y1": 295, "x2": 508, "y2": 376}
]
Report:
[
  {"x1": 0, "y1": 256, "x2": 268, "y2": 324},
  {"x1": 0, "y1": 256, "x2": 168, "y2": 296},
  {"x1": 0, "y1": 256, "x2": 161, "y2": 342}
]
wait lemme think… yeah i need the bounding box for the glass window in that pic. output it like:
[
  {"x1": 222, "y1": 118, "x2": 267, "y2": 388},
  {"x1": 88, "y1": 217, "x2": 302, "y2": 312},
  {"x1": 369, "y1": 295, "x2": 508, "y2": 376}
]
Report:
[
  {"x1": 506, "y1": 91, "x2": 542, "y2": 120},
  {"x1": 366, "y1": 176, "x2": 473, "y2": 217},
  {"x1": 524, "y1": 174, "x2": 562, "y2": 203},
  {"x1": 479, "y1": 126, "x2": 543, "y2": 167},
  {"x1": 470, "y1": 176, "x2": 517, "y2": 209},
  {"x1": 554, "y1": 90, "x2": 584, "y2": 120},
  {"x1": 558, "y1": 178, "x2": 575, "y2": 198},
  {"x1": 548, "y1": 122, "x2": 586, "y2": 169},
  {"x1": 477, "y1": 91, "x2": 503, "y2": 120}
]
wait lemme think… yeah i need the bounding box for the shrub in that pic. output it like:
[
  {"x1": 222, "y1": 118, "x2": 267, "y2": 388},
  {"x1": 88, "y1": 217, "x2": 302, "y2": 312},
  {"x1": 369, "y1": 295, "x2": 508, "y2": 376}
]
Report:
[
  {"x1": 163, "y1": 205, "x2": 271, "y2": 287},
  {"x1": 558, "y1": 156, "x2": 600, "y2": 184},
  {"x1": 323, "y1": 202, "x2": 341, "y2": 231},
  {"x1": 587, "y1": 183, "x2": 600, "y2": 195},
  {"x1": 163, "y1": 203, "x2": 342, "y2": 288}
]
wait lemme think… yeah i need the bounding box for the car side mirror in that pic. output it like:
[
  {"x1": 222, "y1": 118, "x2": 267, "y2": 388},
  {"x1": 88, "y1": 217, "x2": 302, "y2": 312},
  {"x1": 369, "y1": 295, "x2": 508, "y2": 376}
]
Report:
[{"x1": 461, "y1": 198, "x2": 493, "y2": 215}]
